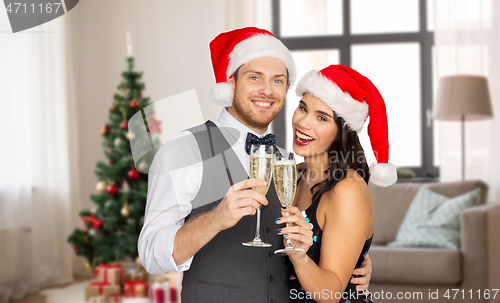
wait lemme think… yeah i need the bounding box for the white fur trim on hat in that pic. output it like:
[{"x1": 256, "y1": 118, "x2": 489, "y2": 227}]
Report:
[
  {"x1": 227, "y1": 34, "x2": 297, "y2": 85},
  {"x1": 296, "y1": 70, "x2": 369, "y2": 132},
  {"x1": 208, "y1": 82, "x2": 234, "y2": 107},
  {"x1": 369, "y1": 162, "x2": 397, "y2": 187}
]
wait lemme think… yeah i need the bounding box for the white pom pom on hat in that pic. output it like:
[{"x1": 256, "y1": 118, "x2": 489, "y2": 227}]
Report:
[
  {"x1": 208, "y1": 27, "x2": 296, "y2": 107},
  {"x1": 296, "y1": 65, "x2": 397, "y2": 187}
]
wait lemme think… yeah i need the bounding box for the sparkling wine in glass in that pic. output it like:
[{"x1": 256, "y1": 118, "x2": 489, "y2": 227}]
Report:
[
  {"x1": 273, "y1": 150, "x2": 303, "y2": 255},
  {"x1": 242, "y1": 144, "x2": 273, "y2": 247}
]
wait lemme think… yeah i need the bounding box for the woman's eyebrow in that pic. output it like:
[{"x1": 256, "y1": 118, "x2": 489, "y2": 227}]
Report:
[{"x1": 300, "y1": 100, "x2": 333, "y2": 118}]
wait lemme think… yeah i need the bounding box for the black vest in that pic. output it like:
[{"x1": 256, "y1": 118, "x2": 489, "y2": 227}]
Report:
[{"x1": 180, "y1": 121, "x2": 290, "y2": 303}]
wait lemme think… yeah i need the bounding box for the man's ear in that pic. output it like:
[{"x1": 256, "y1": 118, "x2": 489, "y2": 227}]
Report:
[
  {"x1": 285, "y1": 81, "x2": 291, "y2": 94},
  {"x1": 227, "y1": 75, "x2": 236, "y2": 89}
]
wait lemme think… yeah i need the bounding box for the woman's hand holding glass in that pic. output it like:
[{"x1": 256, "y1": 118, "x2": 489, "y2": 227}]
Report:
[{"x1": 276, "y1": 205, "x2": 314, "y2": 261}]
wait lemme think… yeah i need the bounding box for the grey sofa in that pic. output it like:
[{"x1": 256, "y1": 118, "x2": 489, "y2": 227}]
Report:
[{"x1": 368, "y1": 180, "x2": 500, "y2": 303}]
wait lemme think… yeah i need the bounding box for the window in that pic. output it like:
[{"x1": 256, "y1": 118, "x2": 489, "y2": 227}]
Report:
[{"x1": 272, "y1": 0, "x2": 438, "y2": 179}]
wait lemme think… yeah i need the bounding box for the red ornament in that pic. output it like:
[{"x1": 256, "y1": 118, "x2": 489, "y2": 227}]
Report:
[
  {"x1": 101, "y1": 126, "x2": 110, "y2": 135},
  {"x1": 107, "y1": 184, "x2": 118, "y2": 195},
  {"x1": 130, "y1": 100, "x2": 139, "y2": 109},
  {"x1": 120, "y1": 121, "x2": 128, "y2": 130},
  {"x1": 110, "y1": 105, "x2": 117, "y2": 111},
  {"x1": 107, "y1": 149, "x2": 113, "y2": 154},
  {"x1": 128, "y1": 169, "x2": 140, "y2": 180}
]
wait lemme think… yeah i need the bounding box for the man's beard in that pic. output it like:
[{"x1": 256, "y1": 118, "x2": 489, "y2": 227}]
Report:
[{"x1": 231, "y1": 93, "x2": 282, "y2": 130}]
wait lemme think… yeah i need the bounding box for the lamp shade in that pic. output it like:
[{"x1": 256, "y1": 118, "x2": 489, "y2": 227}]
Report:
[{"x1": 433, "y1": 75, "x2": 493, "y2": 121}]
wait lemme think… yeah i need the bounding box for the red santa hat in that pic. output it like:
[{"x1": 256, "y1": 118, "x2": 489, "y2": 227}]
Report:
[
  {"x1": 209, "y1": 27, "x2": 296, "y2": 107},
  {"x1": 296, "y1": 65, "x2": 397, "y2": 187}
]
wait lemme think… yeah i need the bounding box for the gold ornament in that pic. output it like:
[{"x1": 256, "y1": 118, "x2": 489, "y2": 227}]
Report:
[
  {"x1": 96, "y1": 180, "x2": 108, "y2": 193},
  {"x1": 121, "y1": 201, "x2": 130, "y2": 217},
  {"x1": 126, "y1": 131, "x2": 136, "y2": 140},
  {"x1": 85, "y1": 261, "x2": 92, "y2": 272}
]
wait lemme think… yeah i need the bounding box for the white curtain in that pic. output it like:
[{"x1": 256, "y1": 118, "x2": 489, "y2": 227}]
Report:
[
  {"x1": 0, "y1": 11, "x2": 79, "y2": 303},
  {"x1": 433, "y1": 0, "x2": 500, "y2": 202}
]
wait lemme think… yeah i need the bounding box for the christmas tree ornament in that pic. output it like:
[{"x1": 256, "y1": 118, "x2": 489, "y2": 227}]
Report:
[
  {"x1": 120, "y1": 121, "x2": 128, "y2": 130},
  {"x1": 110, "y1": 105, "x2": 117, "y2": 111},
  {"x1": 128, "y1": 169, "x2": 140, "y2": 180},
  {"x1": 107, "y1": 184, "x2": 119, "y2": 195},
  {"x1": 89, "y1": 228, "x2": 97, "y2": 237},
  {"x1": 114, "y1": 137, "x2": 123, "y2": 147},
  {"x1": 91, "y1": 207, "x2": 97, "y2": 214},
  {"x1": 96, "y1": 180, "x2": 108, "y2": 193},
  {"x1": 107, "y1": 149, "x2": 113, "y2": 154},
  {"x1": 130, "y1": 100, "x2": 139, "y2": 109},
  {"x1": 126, "y1": 131, "x2": 136, "y2": 140},
  {"x1": 101, "y1": 126, "x2": 111, "y2": 136},
  {"x1": 121, "y1": 201, "x2": 130, "y2": 217},
  {"x1": 137, "y1": 161, "x2": 148, "y2": 172},
  {"x1": 85, "y1": 261, "x2": 93, "y2": 272},
  {"x1": 122, "y1": 181, "x2": 130, "y2": 193}
]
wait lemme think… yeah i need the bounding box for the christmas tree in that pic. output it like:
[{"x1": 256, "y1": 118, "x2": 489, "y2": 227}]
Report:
[{"x1": 68, "y1": 56, "x2": 162, "y2": 271}]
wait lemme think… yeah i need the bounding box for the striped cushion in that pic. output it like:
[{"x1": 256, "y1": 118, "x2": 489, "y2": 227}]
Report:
[{"x1": 389, "y1": 187, "x2": 481, "y2": 249}]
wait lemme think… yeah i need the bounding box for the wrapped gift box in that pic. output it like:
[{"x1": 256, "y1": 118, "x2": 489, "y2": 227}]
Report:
[
  {"x1": 150, "y1": 282, "x2": 170, "y2": 303},
  {"x1": 124, "y1": 280, "x2": 149, "y2": 298},
  {"x1": 94, "y1": 263, "x2": 124, "y2": 285},
  {"x1": 85, "y1": 282, "x2": 121, "y2": 301}
]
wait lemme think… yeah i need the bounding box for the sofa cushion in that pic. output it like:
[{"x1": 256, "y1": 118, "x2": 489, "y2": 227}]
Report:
[
  {"x1": 369, "y1": 180, "x2": 488, "y2": 245},
  {"x1": 370, "y1": 245, "x2": 462, "y2": 285},
  {"x1": 389, "y1": 187, "x2": 481, "y2": 249}
]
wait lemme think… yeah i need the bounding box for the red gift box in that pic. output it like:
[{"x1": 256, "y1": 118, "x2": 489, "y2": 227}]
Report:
[
  {"x1": 94, "y1": 263, "x2": 124, "y2": 285},
  {"x1": 85, "y1": 281, "x2": 120, "y2": 301},
  {"x1": 124, "y1": 280, "x2": 149, "y2": 298}
]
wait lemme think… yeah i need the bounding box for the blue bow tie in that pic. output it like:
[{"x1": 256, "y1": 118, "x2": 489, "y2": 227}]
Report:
[{"x1": 245, "y1": 133, "x2": 276, "y2": 155}]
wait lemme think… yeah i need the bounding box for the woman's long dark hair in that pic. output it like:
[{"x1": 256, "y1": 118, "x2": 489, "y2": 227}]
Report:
[{"x1": 310, "y1": 112, "x2": 370, "y2": 203}]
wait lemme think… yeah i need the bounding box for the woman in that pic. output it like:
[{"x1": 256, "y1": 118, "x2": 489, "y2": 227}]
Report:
[{"x1": 277, "y1": 65, "x2": 397, "y2": 303}]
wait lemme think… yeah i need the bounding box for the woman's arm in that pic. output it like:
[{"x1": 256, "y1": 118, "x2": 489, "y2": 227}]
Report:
[{"x1": 289, "y1": 171, "x2": 373, "y2": 302}]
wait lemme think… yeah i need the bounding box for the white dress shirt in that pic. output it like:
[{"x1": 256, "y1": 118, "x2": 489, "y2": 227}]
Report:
[{"x1": 138, "y1": 109, "x2": 269, "y2": 274}]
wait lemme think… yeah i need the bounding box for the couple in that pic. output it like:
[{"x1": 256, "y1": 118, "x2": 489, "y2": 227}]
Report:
[{"x1": 138, "y1": 27, "x2": 397, "y2": 303}]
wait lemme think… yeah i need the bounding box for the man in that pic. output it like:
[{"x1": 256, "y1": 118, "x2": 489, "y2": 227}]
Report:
[{"x1": 138, "y1": 27, "x2": 371, "y2": 302}]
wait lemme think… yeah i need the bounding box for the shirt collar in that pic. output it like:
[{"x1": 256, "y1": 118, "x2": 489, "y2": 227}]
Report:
[{"x1": 215, "y1": 108, "x2": 269, "y2": 147}]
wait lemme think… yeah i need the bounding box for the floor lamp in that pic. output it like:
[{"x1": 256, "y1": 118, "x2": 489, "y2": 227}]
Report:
[{"x1": 433, "y1": 75, "x2": 494, "y2": 180}]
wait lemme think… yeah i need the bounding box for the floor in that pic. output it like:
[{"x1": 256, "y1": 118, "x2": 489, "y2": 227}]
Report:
[{"x1": 10, "y1": 277, "x2": 87, "y2": 303}]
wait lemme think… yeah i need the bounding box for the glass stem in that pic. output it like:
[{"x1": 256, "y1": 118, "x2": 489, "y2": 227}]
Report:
[
  {"x1": 254, "y1": 205, "x2": 262, "y2": 240},
  {"x1": 285, "y1": 212, "x2": 293, "y2": 248}
]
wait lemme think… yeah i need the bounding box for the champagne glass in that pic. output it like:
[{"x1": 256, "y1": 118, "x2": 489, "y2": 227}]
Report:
[
  {"x1": 242, "y1": 144, "x2": 273, "y2": 247},
  {"x1": 273, "y1": 150, "x2": 303, "y2": 255}
]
